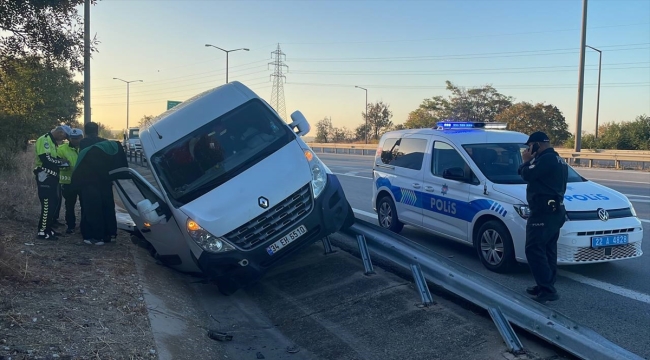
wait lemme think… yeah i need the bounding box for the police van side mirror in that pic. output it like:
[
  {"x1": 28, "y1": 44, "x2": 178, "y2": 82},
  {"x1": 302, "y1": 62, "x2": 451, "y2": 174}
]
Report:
[
  {"x1": 289, "y1": 110, "x2": 311, "y2": 137},
  {"x1": 443, "y1": 167, "x2": 466, "y2": 181}
]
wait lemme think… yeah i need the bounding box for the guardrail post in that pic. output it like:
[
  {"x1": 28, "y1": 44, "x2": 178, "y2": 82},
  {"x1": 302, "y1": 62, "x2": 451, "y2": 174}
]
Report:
[
  {"x1": 488, "y1": 307, "x2": 525, "y2": 355},
  {"x1": 409, "y1": 263, "x2": 435, "y2": 307},
  {"x1": 588, "y1": 159, "x2": 593, "y2": 168},
  {"x1": 321, "y1": 236, "x2": 337, "y2": 255},
  {"x1": 356, "y1": 234, "x2": 375, "y2": 276}
]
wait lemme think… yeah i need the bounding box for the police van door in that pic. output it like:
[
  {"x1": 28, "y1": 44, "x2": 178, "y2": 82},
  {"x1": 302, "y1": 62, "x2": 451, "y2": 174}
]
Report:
[
  {"x1": 376, "y1": 135, "x2": 429, "y2": 227},
  {"x1": 111, "y1": 168, "x2": 200, "y2": 273},
  {"x1": 421, "y1": 140, "x2": 476, "y2": 243}
]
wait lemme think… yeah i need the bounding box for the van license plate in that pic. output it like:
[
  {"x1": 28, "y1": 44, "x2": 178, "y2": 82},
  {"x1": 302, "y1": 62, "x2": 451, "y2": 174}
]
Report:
[
  {"x1": 591, "y1": 234, "x2": 628, "y2": 248},
  {"x1": 266, "y1": 225, "x2": 308, "y2": 255}
]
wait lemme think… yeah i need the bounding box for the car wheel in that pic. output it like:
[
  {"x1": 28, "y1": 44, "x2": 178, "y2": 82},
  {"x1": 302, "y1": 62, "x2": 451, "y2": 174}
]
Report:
[
  {"x1": 377, "y1": 196, "x2": 403, "y2": 233},
  {"x1": 475, "y1": 220, "x2": 516, "y2": 273}
]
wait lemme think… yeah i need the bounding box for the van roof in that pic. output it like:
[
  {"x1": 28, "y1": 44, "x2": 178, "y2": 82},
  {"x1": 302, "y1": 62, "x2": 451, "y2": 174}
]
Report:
[
  {"x1": 382, "y1": 125, "x2": 529, "y2": 145},
  {"x1": 139, "y1": 81, "x2": 259, "y2": 151}
]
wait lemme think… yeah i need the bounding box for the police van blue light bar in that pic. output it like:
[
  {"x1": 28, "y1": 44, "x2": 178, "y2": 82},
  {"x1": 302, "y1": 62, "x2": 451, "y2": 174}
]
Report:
[{"x1": 435, "y1": 121, "x2": 508, "y2": 130}]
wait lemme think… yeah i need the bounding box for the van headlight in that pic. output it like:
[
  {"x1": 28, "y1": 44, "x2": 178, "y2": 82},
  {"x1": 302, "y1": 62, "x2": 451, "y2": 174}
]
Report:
[
  {"x1": 186, "y1": 219, "x2": 235, "y2": 253},
  {"x1": 304, "y1": 150, "x2": 328, "y2": 198},
  {"x1": 513, "y1": 204, "x2": 531, "y2": 220}
]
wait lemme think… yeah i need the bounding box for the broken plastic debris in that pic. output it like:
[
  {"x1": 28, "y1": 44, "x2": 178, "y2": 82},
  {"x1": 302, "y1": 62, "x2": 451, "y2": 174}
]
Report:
[
  {"x1": 207, "y1": 330, "x2": 233, "y2": 342},
  {"x1": 286, "y1": 345, "x2": 300, "y2": 354},
  {"x1": 24, "y1": 243, "x2": 34, "y2": 246}
]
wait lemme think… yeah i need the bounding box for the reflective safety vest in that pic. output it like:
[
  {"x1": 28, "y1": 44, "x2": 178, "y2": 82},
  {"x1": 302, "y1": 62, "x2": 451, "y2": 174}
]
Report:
[
  {"x1": 57, "y1": 143, "x2": 79, "y2": 184},
  {"x1": 33, "y1": 132, "x2": 62, "y2": 178}
]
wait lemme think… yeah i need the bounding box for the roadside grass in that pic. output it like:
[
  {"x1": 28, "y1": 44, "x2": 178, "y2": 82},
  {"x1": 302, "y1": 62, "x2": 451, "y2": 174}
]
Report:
[{"x1": 0, "y1": 144, "x2": 157, "y2": 359}]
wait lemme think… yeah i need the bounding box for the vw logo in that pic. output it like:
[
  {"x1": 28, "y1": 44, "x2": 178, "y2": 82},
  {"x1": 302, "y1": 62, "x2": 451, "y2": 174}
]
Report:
[
  {"x1": 258, "y1": 197, "x2": 269, "y2": 209},
  {"x1": 597, "y1": 208, "x2": 609, "y2": 222}
]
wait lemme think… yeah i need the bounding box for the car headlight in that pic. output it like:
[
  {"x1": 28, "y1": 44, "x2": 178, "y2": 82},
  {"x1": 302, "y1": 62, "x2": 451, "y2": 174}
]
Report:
[
  {"x1": 630, "y1": 203, "x2": 637, "y2": 217},
  {"x1": 186, "y1": 218, "x2": 235, "y2": 253},
  {"x1": 304, "y1": 150, "x2": 328, "y2": 198},
  {"x1": 513, "y1": 204, "x2": 531, "y2": 220}
]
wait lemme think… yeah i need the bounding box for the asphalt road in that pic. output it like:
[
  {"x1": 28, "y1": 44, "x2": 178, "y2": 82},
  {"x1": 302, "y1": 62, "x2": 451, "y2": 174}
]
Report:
[{"x1": 318, "y1": 152, "x2": 650, "y2": 359}]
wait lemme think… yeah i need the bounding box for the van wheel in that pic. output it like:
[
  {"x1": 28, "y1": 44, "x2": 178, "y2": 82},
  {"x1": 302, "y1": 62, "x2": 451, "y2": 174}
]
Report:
[
  {"x1": 475, "y1": 220, "x2": 515, "y2": 273},
  {"x1": 377, "y1": 196, "x2": 403, "y2": 233}
]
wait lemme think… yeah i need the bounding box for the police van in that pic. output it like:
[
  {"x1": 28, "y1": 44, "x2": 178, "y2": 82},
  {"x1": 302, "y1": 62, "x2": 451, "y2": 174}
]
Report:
[
  {"x1": 372, "y1": 121, "x2": 643, "y2": 272},
  {"x1": 112, "y1": 81, "x2": 354, "y2": 294}
]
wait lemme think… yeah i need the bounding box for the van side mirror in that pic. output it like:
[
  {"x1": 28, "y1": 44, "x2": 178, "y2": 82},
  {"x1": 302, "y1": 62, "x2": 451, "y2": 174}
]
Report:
[
  {"x1": 136, "y1": 199, "x2": 166, "y2": 225},
  {"x1": 289, "y1": 110, "x2": 311, "y2": 137},
  {"x1": 443, "y1": 167, "x2": 466, "y2": 181}
]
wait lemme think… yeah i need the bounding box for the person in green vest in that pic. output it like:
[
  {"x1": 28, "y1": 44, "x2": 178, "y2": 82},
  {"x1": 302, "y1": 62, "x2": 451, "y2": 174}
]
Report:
[
  {"x1": 57, "y1": 128, "x2": 84, "y2": 234},
  {"x1": 34, "y1": 125, "x2": 72, "y2": 240}
]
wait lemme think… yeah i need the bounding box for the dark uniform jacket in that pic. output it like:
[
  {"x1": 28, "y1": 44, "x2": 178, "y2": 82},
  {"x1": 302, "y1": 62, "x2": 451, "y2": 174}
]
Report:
[{"x1": 518, "y1": 147, "x2": 569, "y2": 216}]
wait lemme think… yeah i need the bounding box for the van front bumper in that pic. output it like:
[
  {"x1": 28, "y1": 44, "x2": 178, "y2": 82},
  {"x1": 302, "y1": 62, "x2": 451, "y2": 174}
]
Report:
[{"x1": 190, "y1": 174, "x2": 352, "y2": 284}]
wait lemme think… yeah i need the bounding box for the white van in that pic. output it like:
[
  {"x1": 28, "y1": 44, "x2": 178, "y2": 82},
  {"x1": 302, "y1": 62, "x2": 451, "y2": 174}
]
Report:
[
  {"x1": 372, "y1": 121, "x2": 643, "y2": 272},
  {"x1": 113, "y1": 82, "x2": 354, "y2": 294}
]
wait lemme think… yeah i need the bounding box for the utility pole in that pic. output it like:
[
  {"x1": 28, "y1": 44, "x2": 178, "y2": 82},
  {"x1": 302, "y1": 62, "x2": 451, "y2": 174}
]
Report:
[
  {"x1": 113, "y1": 78, "x2": 143, "y2": 130},
  {"x1": 204, "y1": 44, "x2": 249, "y2": 83},
  {"x1": 355, "y1": 86, "x2": 368, "y2": 144},
  {"x1": 269, "y1": 44, "x2": 289, "y2": 121},
  {"x1": 83, "y1": 0, "x2": 91, "y2": 124},
  {"x1": 574, "y1": 0, "x2": 588, "y2": 153},
  {"x1": 586, "y1": 45, "x2": 602, "y2": 139}
]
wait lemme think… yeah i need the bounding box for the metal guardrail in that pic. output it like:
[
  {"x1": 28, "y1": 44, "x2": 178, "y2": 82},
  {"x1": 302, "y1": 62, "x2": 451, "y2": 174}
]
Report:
[
  {"x1": 307, "y1": 143, "x2": 650, "y2": 170},
  {"x1": 124, "y1": 148, "x2": 148, "y2": 167},
  {"x1": 334, "y1": 219, "x2": 643, "y2": 360}
]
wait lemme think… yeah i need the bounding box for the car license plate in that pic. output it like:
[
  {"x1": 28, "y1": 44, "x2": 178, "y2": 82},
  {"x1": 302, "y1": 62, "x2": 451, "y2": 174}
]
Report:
[
  {"x1": 591, "y1": 234, "x2": 629, "y2": 248},
  {"x1": 266, "y1": 225, "x2": 308, "y2": 255}
]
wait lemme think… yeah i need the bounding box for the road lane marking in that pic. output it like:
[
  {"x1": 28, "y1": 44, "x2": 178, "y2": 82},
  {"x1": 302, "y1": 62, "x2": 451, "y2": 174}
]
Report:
[
  {"x1": 353, "y1": 208, "x2": 377, "y2": 219},
  {"x1": 625, "y1": 194, "x2": 650, "y2": 199},
  {"x1": 630, "y1": 199, "x2": 650, "y2": 203},
  {"x1": 558, "y1": 270, "x2": 650, "y2": 305},
  {"x1": 589, "y1": 178, "x2": 650, "y2": 185},
  {"x1": 641, "y1": 219, "x2": 650, "y2": 224},
  {"x1": 335, "y1": 172, "x2": 373, "y2": 180}
]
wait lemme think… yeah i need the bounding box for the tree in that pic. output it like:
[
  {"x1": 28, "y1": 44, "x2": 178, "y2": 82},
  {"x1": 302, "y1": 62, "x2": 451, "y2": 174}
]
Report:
[
  {"x1": 364, "y1": 101, "x2": 393, "y2": 141},
  {"x1": 138, "y1": 115, "x2": 155, "y2": 128},
  {"x1": 445, "y1": 81, "x2": 513, "y2": 122},
  {"x1": 355, "y1": 123, "x2": 371, "y2": 142},
  {"x1": 315, "y1": 117, "x2": 333, "y2": 143},
  {"x1": 0, "y1": 56, "x2": 83, "y2": 148},
  {"x1": 0, "y1": 0, "x2": 100, "y2": 72},
  {"x1": 495, "y1": 102, "x2": 571, "y2": 146},
  {"x1": 96, "y1": 122, "x2": 113, "y2": 139}
]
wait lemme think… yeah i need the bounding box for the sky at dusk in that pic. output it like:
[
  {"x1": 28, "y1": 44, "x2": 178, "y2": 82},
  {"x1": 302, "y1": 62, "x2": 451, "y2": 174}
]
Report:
[{"x1": 80, "y1": 0, "x2": 650, "y2": 134}]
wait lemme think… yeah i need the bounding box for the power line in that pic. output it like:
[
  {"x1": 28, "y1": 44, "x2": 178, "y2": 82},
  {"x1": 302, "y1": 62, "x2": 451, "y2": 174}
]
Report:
[{"x1": 281, "y1": 81, "x2": 650, "y2": 90}]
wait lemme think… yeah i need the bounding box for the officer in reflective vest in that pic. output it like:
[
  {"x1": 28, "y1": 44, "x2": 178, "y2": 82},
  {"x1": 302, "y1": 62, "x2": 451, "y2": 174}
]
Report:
[
  {"x1": 518, "y1": 131, "x2": 568, "y2": 304},
  {"x1": 34, "y1": 125, "x2": 72, "y2": 240},
  {"x1": 57, "y1": 128, "x2": 84, "y2": 234}
]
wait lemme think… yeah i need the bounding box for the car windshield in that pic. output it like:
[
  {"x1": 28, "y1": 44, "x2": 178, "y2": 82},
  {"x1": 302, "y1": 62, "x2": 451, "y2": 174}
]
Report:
[
  {"x1": 129, "y1": 129, "x2": 139, "y2": 139},
  {"x1": 151, "y1": 98, "x2": 294, "y2": 206},
  {"x1": 462, "y1": 143, "x2": 586, "y2": 184}
]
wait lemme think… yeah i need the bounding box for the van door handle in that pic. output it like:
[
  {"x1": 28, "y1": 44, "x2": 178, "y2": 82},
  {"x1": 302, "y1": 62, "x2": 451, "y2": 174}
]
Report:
[
  {"x1": 412, "y1": 183, "x2": 421, "y2": 189},
  {"x1": 424, "y1": 186, "x2": 434, "y2": 192}
]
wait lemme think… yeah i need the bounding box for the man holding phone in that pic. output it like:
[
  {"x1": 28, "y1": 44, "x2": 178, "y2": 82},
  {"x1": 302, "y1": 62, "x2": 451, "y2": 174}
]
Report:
[{"x1": 518, "y1": 131, "x2": 569, "y2": 304}]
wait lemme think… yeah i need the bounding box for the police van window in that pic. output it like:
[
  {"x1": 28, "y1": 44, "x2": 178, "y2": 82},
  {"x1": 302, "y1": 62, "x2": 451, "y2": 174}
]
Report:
[
  {"x1": 431, "y1": 141, "x2": 475, "y2": 182},
  {"x1": 379, "y1": 138, "x2": 399, "y2": 165},
  {"x1": 380, "y1": 138, "x2": 427, "y2": 171},
  {"x1": 462, "y1": 143, "x2": 586, "y2": 184}
]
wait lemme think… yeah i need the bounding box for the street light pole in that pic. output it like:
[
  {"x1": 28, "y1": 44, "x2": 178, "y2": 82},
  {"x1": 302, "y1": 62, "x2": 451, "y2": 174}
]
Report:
[
  {"x1": 204, "y1": 44, "x2": 250, "y2": 83},
  {"x1": 113, "y1": 78, "x2": 143, "y2": 130},
  {"x1": 355, "y1": 86, "x2": 368, "y2": 144},
  {"x1": 586, "y1": 45, "x2": 602, "y2": 139}
]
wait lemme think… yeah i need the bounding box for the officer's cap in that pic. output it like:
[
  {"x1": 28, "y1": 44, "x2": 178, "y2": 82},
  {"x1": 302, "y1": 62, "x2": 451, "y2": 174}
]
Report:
[
  {"x1": 525, "y1": 131, "x2": 550, "y2": 145},
  {"x1": 57, "y1": 125, "x2": 73, "y2": 138},
  {"x1": 70, "y1": 128, "x2": 84, "y2": 139}
]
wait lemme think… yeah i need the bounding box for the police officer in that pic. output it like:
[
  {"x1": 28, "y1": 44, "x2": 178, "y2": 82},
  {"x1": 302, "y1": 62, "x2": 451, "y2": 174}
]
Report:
[
  {"x1": 34, "y1": 125, "x2": 72, "y2": 240},
  {"x1": 518, "y1": 131, "x2": 568, "y2": 303},
  {"x1": 57, "y1": 128, "x2": 84, "y2": 234}
]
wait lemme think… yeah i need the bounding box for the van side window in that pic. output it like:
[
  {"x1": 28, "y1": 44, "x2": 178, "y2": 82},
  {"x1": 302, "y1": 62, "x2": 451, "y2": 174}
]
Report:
[
  {"x1": 431, "y1": 141, "x2": 477, "y2": 183},
  {"x1": 380, "y1": 137, "x2": 427, "y2": 171}
]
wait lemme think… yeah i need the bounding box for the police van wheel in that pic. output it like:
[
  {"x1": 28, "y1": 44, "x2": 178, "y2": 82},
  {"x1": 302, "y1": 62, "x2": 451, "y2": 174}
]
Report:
[
  {"x1": 476, "y1": 220, "x2": 515, "y2": 273},
  {"x1": 377, "y1": 196, "x2": 403, "y2": 233}
]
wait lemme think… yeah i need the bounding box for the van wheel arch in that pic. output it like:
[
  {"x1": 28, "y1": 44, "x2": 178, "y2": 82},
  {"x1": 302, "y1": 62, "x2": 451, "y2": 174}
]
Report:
[{"x1": 472, "y1": 215, "x2": 516, "y2": 273}]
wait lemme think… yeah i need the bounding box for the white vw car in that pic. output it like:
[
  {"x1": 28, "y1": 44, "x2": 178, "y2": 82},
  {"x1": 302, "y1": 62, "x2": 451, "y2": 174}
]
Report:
[{"x1": 372, "y1": 121, "x2": 643, "y2": 272}]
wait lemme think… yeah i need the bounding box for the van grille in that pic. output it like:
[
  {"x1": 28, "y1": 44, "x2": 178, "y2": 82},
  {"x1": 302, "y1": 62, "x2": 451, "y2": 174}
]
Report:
[
  {"x1": 566, "y1": 208, "x2": 633, "y2": 221},
  {"x1": 223, "y1": 183, "x2": 313, "y2": 250}
]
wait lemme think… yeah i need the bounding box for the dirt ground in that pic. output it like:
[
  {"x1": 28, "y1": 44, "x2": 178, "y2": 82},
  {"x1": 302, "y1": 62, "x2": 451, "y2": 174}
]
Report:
[{"x1": 0, "y1": 147, "x2": 156, "y2": 359}]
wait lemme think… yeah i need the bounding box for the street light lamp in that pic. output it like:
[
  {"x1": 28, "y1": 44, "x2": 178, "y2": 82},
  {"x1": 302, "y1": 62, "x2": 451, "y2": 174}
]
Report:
[
  {"x1": 113, "y1": 78, "x2": 143, "y2": 131},
  {"x1": 586, "y1": 45, "x2": 602, "y2": 139},
  {"x1": 355, "y1": 86, "x2": 368, "y2": 144},
  {"x1": 204, "y1": 44, "x2": 250, "y2": 84}
]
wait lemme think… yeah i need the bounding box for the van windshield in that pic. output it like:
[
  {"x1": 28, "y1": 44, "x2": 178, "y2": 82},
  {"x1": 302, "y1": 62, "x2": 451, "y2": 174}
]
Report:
[
  {"x1": 151, "y1": 99, "x2": 294, "y2": 206},
  {"x1": 462, "y1": 143, "x2": 586, "y2": 184},
  {"x1": 129, "y1": 129, "x2": 139, "y2": 139}
]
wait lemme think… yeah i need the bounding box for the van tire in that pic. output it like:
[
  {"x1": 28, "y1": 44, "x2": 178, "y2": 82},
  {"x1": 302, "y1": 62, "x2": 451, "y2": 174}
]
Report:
[
  {"x1": 377, "y1": 196, "x2": 403, "y2": 233},
  {"x1": 475, "y1": 220, "x2": 516, "y2": 273}
]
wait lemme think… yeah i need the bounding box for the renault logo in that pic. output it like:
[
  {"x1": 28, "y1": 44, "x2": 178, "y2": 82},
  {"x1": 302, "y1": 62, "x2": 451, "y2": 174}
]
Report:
[
  {"x1": 258, "y1": 197, "x2": 269, "y2": 209},
  {"x1": 597, "y1": 208, "x2": 609, "y2": 222}
]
